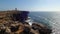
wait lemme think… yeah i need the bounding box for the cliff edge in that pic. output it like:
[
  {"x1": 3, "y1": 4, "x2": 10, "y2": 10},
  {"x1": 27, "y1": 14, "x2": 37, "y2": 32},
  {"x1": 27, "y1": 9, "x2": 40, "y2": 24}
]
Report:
[{"x1": 0, "y1": 10, "x2": 52, "y2": 34}]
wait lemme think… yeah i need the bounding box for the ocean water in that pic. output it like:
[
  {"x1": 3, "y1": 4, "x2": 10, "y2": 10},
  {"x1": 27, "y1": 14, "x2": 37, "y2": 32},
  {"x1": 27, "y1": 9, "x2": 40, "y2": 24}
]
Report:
[{"x1": 28, "y1": 12, "x2": 60, "y2": 34}]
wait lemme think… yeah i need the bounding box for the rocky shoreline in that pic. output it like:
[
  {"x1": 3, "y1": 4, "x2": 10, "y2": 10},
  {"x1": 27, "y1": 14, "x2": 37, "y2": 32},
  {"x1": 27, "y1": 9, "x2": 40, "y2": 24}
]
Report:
[
  {"x1": 0, "y1": 21, "x2": 52, "y2": 34},
  {"x1": 0, "y1": 10, "x2": 52, "y2": 34}
]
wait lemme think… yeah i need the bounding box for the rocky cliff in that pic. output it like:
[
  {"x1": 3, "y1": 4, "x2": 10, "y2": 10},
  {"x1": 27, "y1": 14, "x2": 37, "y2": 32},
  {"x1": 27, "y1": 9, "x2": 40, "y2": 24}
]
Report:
[{"x1": 0, "y1": 10, "x2": 52, "y2": 34}]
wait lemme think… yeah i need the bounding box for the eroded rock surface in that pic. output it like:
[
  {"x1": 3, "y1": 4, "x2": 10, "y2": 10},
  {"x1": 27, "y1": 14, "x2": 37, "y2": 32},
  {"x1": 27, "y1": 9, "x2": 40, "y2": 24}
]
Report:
[{"x1": 0, "y1": 11, "x2": 52, "y2": 34}]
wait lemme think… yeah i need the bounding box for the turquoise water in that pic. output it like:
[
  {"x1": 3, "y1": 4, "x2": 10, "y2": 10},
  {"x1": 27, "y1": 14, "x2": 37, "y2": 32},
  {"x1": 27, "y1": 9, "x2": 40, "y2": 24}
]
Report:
[{"x1": 29, "y1": 12, "x2": 60, "y2": 34}]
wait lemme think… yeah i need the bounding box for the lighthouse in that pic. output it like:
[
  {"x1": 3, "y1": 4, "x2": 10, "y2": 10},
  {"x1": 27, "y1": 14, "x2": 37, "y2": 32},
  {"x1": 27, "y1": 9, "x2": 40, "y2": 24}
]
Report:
[{"x1": 15, "y1": 8, "x2": 17, "y2": 11}]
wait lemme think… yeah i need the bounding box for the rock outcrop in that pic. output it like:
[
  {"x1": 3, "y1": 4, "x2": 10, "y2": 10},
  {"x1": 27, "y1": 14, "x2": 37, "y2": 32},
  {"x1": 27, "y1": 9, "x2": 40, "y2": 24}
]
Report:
[{"x1": 0, "y1": 10, "x2": 52, "y2": 34}]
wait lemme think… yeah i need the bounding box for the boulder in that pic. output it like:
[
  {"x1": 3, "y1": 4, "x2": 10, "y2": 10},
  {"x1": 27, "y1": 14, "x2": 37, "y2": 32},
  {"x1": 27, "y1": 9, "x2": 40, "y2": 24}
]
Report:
[{"x1": 32, "y1": 23, "x2": 52, "y2": 34}]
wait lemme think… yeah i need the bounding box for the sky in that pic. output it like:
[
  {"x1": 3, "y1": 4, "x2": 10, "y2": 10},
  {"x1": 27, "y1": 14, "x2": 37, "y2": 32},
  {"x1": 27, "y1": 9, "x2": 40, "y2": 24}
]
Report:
[{"x1": 0, "y1": 0, "x2": 60, "y2": 11}]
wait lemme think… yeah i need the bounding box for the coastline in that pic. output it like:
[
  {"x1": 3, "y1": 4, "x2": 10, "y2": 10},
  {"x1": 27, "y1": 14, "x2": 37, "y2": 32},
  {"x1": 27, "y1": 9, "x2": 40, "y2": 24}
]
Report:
[{"x1": 0, "y1": 10, "x2": 52, "y2": 34}]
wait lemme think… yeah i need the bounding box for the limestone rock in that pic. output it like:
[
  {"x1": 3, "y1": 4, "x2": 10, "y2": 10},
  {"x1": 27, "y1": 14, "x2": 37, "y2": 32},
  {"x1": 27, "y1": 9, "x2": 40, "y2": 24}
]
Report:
[{"x1": 0, "y1": 11, "x2": 52, "y2": 34}]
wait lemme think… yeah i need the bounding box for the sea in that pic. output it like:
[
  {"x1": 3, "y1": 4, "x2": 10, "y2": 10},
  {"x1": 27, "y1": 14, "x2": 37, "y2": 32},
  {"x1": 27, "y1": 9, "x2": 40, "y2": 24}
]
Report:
[{"x1": 28, "y1": 12, "x2": 60, "y2": 34}]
